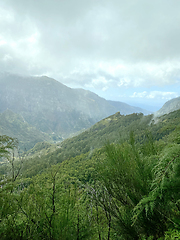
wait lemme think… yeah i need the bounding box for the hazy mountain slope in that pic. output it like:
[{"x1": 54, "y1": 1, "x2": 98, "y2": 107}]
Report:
[
  {"x1": 0, "y1": 73, "x2": 151, "y2": 141},
  {"x1": 0, "y1": 73, "x2": 117, "y2": 137},
  {"x1": 154, "y1": 96, "x2": 180, "y2": 117},
  {"x1": 108, "y1": 100, "x2": 151, "y2": 115},
  {"x1": 0, "y1": 109, "x2": 52, "y2": 150}
]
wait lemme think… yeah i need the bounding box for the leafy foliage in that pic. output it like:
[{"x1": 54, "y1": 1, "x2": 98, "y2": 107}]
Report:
[{"x1": 1, "y1": 109, "x2": 180, "y2": 239}]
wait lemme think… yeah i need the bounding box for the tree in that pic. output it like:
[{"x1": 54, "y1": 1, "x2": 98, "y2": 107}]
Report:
[
  {"x1": 95, "y1": 134, "x2": 168, "y2": 239},
  {"x1": 0, "y1": 135, "x2": 22, "y2": 240},
  {"x1": 0, "y1": 135, "x2": 18, "y2": 158},
  {"x1": 133, "y1": 143, "x2": 180, "y2": 239}
]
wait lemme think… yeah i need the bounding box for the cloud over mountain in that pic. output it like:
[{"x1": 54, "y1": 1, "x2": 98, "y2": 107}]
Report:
[{"x1": 0, "y1": 0, "x2": 180, "y2": 110}]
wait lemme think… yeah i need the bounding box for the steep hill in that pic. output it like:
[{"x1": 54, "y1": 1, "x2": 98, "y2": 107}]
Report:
[
  {"x1": 0, "y1": 73, "x2": 149, "y2": 142},
  {"x1": 19, "y1": 108, "x2": 180, "y2": 178},
  {"x1": 0, "y1": 73, "x2": 116, "y2": 138},
  {"x1": 154, "y1": 96, "x2": 180, "y2": 117}
]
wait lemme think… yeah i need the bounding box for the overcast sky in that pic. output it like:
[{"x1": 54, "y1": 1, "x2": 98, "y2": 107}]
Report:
[{"x1": 0, "y1": 0, "x2": 180, "y2": 111}]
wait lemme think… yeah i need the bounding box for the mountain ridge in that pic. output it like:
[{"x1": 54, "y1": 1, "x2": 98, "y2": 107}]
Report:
[
  {"x1": 0, "y1": 73, "x2": 150, "y2": 148},
  {"x1": 108, "y1": 100, "x2": 150, "y2": 115},
  {"x1": 154, "y1": 96, "x2": 180, "y2": 117}
]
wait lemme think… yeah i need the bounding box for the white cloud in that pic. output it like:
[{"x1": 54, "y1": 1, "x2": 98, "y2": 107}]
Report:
[
  {"x1": 131, "y1": 91, "x2": 178, "y2": 100},
  {"x1": 92, "y1": 76, "x2": 108, "y2": 85},
  {"x1": 0, "y1": 38, "x2": 6, "y2": 46},
  {"x1": 0, "y1": 0, "x2": 180, "y2": 108},
  {"x1": 57, "y1": 61, "x2": 180, "y2": 92}
]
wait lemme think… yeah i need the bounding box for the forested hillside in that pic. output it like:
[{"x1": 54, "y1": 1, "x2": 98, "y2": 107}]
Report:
[{"x1": 0, "y1": 110, "x2": 180, "y2": 239}]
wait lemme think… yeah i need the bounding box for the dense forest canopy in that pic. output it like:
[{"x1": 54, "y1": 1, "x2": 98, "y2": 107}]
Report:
[{"x1": 0, "y1": 110, "x2": 180, "y2": 239}]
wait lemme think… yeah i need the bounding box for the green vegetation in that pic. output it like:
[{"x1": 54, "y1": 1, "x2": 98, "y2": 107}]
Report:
[
  {"x1": 0, "y1": 109, "x2": 52, "y2": 151},
  {"x1": 0, "y1": 110, "x2": 180, "y2": 239}
]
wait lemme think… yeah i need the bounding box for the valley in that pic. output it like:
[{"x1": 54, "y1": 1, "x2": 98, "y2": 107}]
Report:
[
  {"x1": 0, "y1": 73, "x2": 150, "y2": 150},
  {"x1": 0, "y1": 74, "x2": 180, "y2": 239}
]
